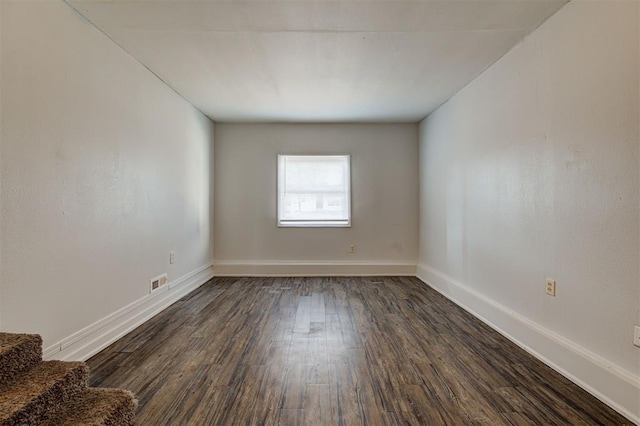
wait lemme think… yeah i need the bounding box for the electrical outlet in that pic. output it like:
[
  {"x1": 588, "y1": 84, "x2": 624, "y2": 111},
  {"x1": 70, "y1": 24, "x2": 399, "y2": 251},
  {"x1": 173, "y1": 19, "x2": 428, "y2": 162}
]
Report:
[
  {"x1": 634, "y1": 326, "x2": 640, "y2": 348},
  {"x1": 150, "y1": 273, "x2": 168, "y2": 293},
  {"x1": 545, "y1": 278, "x2": 556, "y2": 296},
  {"x1": 349, "y1": 244, "x2": 356, "y2": 253},
  {"x1": 170, "y1": 251, "x2": 176, "y2": 264}
]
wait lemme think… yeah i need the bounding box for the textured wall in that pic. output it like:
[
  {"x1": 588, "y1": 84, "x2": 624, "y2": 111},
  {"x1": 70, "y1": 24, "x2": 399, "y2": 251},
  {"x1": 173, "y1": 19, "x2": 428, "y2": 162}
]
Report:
[
  {"x1": 214, "y1": 123, "x2": 418, "y2": 270},
  {"x1": 1, "y1": 1, "x2": 214, "y2": 348},
  {"x1": 419, "y1": 0, "x2": 638, "y2": 384}
]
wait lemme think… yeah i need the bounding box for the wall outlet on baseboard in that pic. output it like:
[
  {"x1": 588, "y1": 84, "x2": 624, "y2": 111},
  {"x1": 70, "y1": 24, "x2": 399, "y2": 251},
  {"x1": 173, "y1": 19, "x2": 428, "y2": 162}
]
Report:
[
  {"x1": 634, "y1": 325, "x2": 640, "y2": 348},
  {"x1": 170, "y1": 251, "x2": 176, "y2": 264},
  {"x1": 349, "y1": 244, "x2": 356, "y2": 254},
  {"x1": 545, "y1": 278, "x2": 556, "y2": 296},
  {"x1": 150, "y1": 273, "x2": 168, "y2": 293}
]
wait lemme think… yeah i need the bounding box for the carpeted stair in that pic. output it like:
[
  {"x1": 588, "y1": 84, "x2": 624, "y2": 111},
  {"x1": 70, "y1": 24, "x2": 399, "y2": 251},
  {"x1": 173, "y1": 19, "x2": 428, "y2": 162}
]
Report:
[{"x1": 0, "y1": 333, "x2": 136, "y2": 426}]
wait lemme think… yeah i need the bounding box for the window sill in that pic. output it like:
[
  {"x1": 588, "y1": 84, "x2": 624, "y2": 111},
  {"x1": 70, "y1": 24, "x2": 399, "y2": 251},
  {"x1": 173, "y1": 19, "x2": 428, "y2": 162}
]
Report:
[{"x1": 278, "y1": 220, "x2": 351, "y2": 228}]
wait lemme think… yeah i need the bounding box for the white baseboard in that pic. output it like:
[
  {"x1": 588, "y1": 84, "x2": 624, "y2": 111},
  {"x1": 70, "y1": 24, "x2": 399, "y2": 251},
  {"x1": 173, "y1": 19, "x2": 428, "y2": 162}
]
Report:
[
  {"x1": 416, "y1": 263, "x2": 640, "y2": 424},
  {"x1": 214, "y1": 260, "x2": 417, "y2": 277},
  {"x1": 43, "y1": 263, "x2": 214, "y2": 362}
]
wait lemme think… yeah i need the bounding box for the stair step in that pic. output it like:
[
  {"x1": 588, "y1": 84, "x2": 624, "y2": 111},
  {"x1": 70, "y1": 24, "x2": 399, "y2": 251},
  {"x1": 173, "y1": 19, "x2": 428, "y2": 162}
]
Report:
[
  {"x1": 0, "y1": 360, "x2": 89, "y2": 425},
  {"x1": 0, "y1": 333, "x2": 42, "y2": 384},
  {"x1": 41, "y1": 388, "x2": 137, "y2": 426}
]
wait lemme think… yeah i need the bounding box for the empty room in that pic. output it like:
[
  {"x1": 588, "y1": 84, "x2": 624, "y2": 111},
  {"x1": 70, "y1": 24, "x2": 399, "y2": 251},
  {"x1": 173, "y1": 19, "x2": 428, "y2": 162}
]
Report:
[{"x1": 1, "y1": 0, "x2": 639, "y2": 424}]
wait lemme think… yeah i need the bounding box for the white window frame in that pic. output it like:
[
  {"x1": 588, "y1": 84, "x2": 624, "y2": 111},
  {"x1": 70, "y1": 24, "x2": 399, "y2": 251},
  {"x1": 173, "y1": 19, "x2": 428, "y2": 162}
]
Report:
[{"x1": 277, "y1": 154, "x2": 351, "y2": 228}]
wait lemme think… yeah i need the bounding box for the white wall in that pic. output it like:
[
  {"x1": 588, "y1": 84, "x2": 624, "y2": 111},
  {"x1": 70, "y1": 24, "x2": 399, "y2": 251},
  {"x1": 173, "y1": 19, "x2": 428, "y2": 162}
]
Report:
[
  {"x1": 214, "y1": 123, "x2": 418, "y2": 276},
  {"x1": 418, "y1": 1, "x2": 639, "y2": 421},
  {"x1": 0, "y1": 1, "x2": 215, "y2": 358},
  {"x1": 0, "y1": 0, "x2": 4, "y2": 332}
]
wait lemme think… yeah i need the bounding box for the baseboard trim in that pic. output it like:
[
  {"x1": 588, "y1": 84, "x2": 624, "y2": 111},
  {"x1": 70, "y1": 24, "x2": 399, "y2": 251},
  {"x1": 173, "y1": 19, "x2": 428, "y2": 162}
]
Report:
[
  {"x1": 43, "y1": 263, "x2": 214, "y2": 361},
  {"x1": 416, "y1": 263, "x2": 640, "y2": 424},
  {"x1": 214, "y1": 260, "x2": 417, "y2": 277}
]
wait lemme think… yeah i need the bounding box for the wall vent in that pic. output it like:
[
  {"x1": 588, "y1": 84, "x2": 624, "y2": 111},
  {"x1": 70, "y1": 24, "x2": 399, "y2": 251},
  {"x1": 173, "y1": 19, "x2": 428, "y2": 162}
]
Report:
[{"x1": 150, "y1": 273, "x2": 168, "y2": 293}]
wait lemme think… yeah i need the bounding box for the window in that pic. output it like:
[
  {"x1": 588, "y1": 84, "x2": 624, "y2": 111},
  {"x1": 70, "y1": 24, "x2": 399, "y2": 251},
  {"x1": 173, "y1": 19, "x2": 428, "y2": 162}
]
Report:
[{"x1": 277, "y1": 154, "x2": 351, "y2": 227}]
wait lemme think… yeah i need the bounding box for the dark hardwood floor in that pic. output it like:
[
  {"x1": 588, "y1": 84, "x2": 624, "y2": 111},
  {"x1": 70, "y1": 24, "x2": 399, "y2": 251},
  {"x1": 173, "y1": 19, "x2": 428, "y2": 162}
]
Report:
[{"x1": 87, "y1": 277, "x2": 632, "y2": 425}]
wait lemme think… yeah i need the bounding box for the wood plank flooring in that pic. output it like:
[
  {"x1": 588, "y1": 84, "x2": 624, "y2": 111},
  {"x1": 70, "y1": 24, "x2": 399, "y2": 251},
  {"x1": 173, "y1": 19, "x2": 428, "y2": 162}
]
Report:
[{"x1": 87, "y1": 277, "x2": 633, "y2": 425}]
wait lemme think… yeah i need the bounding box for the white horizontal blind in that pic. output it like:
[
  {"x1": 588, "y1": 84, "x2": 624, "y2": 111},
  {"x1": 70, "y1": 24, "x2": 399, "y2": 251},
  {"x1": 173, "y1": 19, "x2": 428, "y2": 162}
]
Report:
[{"x1": 278, "y1": 155, "x2": 351, "y2": 227}]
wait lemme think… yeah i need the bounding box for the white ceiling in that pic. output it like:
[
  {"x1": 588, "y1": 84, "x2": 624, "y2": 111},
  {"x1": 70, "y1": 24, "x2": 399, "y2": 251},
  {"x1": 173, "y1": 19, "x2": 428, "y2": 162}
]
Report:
[{"x1": 67, "y1": 0, "x2": 568, "y2": 123}]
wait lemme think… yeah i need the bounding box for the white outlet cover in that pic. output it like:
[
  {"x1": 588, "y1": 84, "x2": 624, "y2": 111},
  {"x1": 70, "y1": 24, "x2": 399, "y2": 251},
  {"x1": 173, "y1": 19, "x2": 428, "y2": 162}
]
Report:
[
  {"x1": 545, "y1": 278, "x2": 556, "y2": 296},
  {"x1": 634, "y1": 325, "x2": 640, "y2": 348}
]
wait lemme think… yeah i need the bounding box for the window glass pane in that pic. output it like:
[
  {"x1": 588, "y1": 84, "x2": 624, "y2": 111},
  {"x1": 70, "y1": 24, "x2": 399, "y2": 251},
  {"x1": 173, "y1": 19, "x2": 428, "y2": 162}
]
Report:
[{"x1": 277, "y1": 155, "x2": 351, "y2": 227}]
